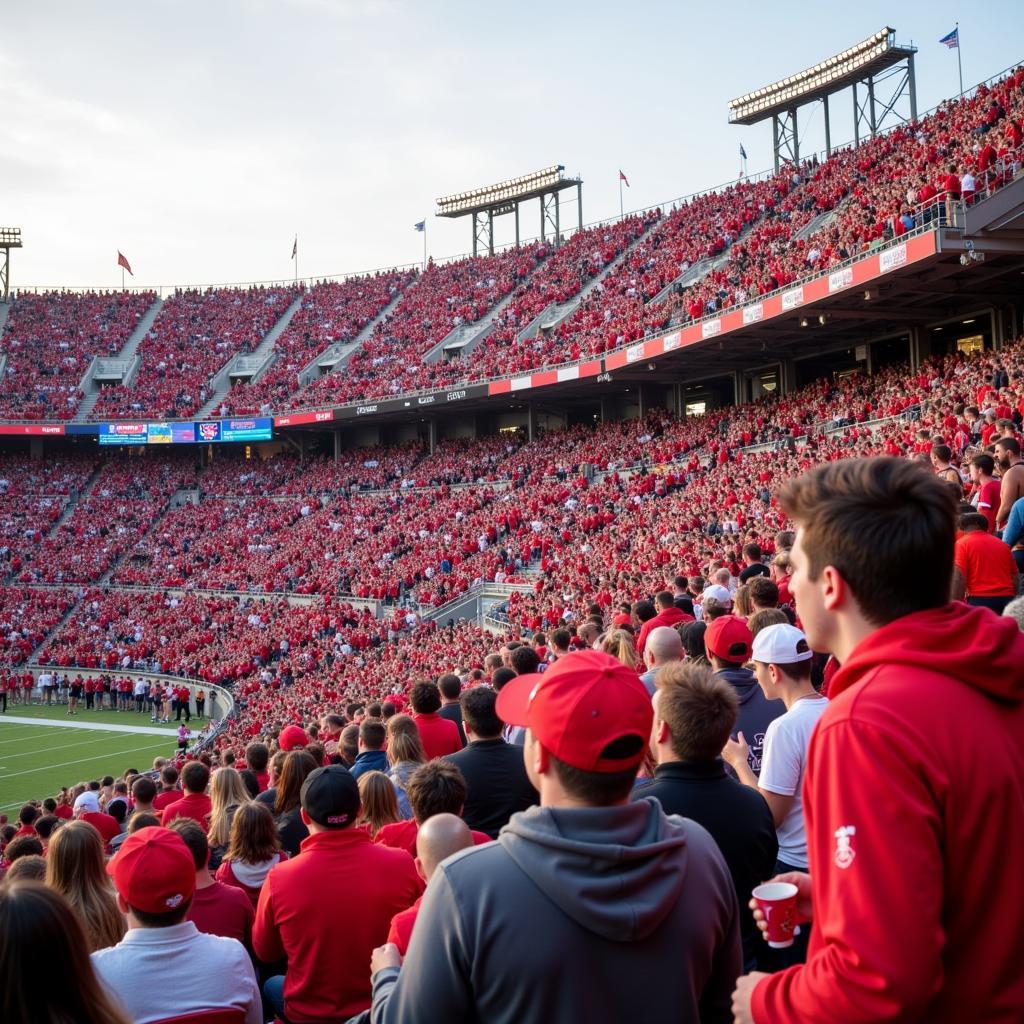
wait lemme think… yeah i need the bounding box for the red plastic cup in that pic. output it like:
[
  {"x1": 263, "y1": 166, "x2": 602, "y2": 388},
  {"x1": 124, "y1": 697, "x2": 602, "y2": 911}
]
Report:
[{"x1": 753, "y1": 881, "x2": 799, "y2": 948}]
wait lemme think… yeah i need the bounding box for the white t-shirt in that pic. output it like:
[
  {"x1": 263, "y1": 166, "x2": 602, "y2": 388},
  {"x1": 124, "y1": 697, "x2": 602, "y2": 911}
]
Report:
[{"x1": 759, "y1": 694, "x2": 829, "y2": 868}]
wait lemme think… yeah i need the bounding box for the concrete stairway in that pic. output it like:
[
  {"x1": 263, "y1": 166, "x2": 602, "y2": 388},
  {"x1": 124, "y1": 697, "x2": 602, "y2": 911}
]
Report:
[
  {"x1": 195, "y1": 293, "x2": 305, "y2": 419},
  {"x1": 0, "y1": 301, "x2": 10, "y2": 335}
]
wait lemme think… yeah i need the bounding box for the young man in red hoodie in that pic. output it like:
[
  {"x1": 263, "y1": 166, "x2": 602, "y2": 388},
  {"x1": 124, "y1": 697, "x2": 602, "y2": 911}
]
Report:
[{"x1": 732, "y1": 456, "x2": 1024, "y2": 1024}]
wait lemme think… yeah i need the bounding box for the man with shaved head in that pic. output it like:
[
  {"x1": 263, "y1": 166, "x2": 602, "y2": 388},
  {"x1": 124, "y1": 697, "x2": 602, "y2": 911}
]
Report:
[
  {"x1": 639, "y1": 625, "x2": 684, "y2": 697},
  {"x1": 385, "y1": 814, "x2": 473, "y2": 955}
]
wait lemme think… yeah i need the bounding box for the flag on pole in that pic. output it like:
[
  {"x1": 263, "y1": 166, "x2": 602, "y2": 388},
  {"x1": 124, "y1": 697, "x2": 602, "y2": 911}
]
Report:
[
  {"x1": 739, "y1": 143, "x2": 748, "y2": 160},
  {"x1": 414, "y1": 220, "x2": 426, "y2": 232},
  {"x1": 117, "y1": 251, "x2": 133, "y2": 276},
  {"x1": 291, "y1": 236, "x2": 297, "y2": 259},
  {"x1": 618, "y1": 170, "x2": 630, "y2": 187},
  {"x1": 939, "y1": 27, "x2": 959, "y2": 49}
]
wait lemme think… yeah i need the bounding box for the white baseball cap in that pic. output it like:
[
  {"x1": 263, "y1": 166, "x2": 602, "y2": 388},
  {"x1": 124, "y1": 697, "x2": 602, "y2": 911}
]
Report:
[
  {"x1": 752, "y1": 623, "x2": 813, "y2": 665},
  {"x1": 73, "y1": 792, "x2": 100, "y2": 814},
  {"x1": 701, "y1": 584, "x2": 733, "y2": 605}
]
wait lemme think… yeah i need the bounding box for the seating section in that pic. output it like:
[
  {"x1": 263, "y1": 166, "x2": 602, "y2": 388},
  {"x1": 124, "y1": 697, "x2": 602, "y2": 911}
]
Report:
[
  {"x1": 0, "y1": 291, "x2": 155, "y2": 420},
  {"x1": 90, "y1": 285, "x2": 300, "y2": 420}
]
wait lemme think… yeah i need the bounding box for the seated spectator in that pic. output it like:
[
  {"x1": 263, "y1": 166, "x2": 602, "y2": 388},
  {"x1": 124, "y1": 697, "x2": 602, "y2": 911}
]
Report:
[
  {"x1": 45, "y1": 820, "x2": 126, "y2": 953},
  {"x1": 13, "y1": 804, "x2": 38, "y2": 838},
  {"x1": 206, "y1": 766, "x2": 252, "y2": 871},
  {"x1": 214, "y1": 801, "x2": 287, "y2": 908},
  {"x1": 72, "y1": 792, "x2": 120, "y2": 851},
  {"x1": 357, "y1": 771, "x2": 402, "y2": 838},
  {"x1": 638, "y1": 661, "x2": 777, "y2": 971},
  {"x1": 0, "y1": 882, "x2": 131, "y2": 1024},
  {"x1": 704, "y1": 615, "x2": 783, "y2": 776},
  {"x1": 409, "y1": 681, "x2": 463, "y2": 759},
  {"x1": 266, "y1": 749, "x2": 316, "y2": 857},
  {"x1": 159, "y1": 761, "x2": 212, "y2": 827},
  {"x1": 369, "y1": 650, "x2": 741, "y2": 1023},
  {"x1": 386, "y1": 813, "x2": 474, "y2": 955},
  {"x1": 169, "y1": 818, "x2": 254, "y2": 948},
  {"x1": 350, "y1": 718, "x2": 389, "y2": 780},
  {"x1": 953, "y1": 512, "x2": 1019, "y2": 614},
  {"x1": 1, "y1": 834, "x2": 43, "y2": 871},
  {"x1": 253, "y1": 765, "x2": 421, "y2": 1022},
  {"x1": 245, "y1": 742, "x2": 271, "y2": 792},
  {"x1": 93, "y1": 827, "x2": 261, "y2": 1024},
  {"x1": 151, "y1": 765, "x2": 180, "y2": 811},
  {"x1": 374, "y1": 760, "x2": 492, "y2": 855},
  {"x1": 127, "y1": 776, "x2": 157, "y2": 822},
  {"x1": 444, "y1": 686, "x2": 538, "y2": 837},
  {"x1": 639, "y1": 625, "x2": 684, "y2": 696},
  {"x1": 637, "y1": 591, "x2": 692, "y2": 656},
  {"x1": 437, "y1": 674, "x2": 467, "y2": 745},
  {"x1": 2, "y1": 854, "x2": 47, "y2": 883}
]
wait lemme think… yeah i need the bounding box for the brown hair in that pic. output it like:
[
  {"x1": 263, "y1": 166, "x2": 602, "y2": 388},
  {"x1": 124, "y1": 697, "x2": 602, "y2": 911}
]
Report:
[
  {"x1": 225, "y1": 801, "x2": 280, "y2": 865},
  {"x1": 779, "y1": 457, "x2": 956, "y2": 624},
  {"x1": 275, "y1": 750, "x2": 318, "y2": 817},
  {"x1": 747, "y1": 576, "x2": 779, "y2": 609},
  {"x1": 386, "y1": 715, "x2": 426, "y2": 767},
  {"x1": 748, "y1": 608, "x2": 789, "y2": 636},
  {"x1": 406, "y1": 760, "x2": 468, "y2": 824},
  {"x1": 356, "y1": 771, "x2": 401, "y2": 837},
  {"x1": 45, "y1": 821, "x2": 126, "y2": 953},
  {"x1": 655, "y1": 662, "x2": 738, "y2": 762},
  {"x1": 207, "y1": 767, "x2": 252, "y2": 849},
  {"x1": 0, "y1": 883, "x2": 131, "y2": 1024}
]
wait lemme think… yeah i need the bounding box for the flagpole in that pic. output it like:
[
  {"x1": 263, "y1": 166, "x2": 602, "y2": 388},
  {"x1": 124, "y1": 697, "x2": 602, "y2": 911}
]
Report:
[
  {"x1": 294, "y1": 235, "x2": 298, "y2": 284},
  {"x1": 619, "y1": 176, "x2": 623, "y2": 220},
  {"x1": 423, "y1": 224, "x2": 427, "y2": 272},
  {"x1": 956, "y1": 22, "x2": 963, "y2": 96}
]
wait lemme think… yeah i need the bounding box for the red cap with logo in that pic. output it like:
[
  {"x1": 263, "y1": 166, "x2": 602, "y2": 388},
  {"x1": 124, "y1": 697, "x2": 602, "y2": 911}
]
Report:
[
  {"x1": 704, "y1": 614, "x2": 753, "y2": 663},
  {"x1": 495, "y1": 650, "x2": 652, "y2": 773},
  {"x1": 279, "y1": 724, "x2": 309, "y2": 751},
  {"x1": 611, "y1": 613, "x2": 632, "y2": 627},
  {"x1": 106, "y1": 826, "x2": 195, "y2": 914}
]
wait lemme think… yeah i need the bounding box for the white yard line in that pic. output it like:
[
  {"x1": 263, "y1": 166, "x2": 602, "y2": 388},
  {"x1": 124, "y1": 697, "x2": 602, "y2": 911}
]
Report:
[
  {"x1": 0, "y1": 716, "x2": 195, "y2": 738},
  {"x1": 0, "y1": 733, "x2": 152, "y2": 761},
  {"x1": 0, "y1": 739, "x2": 174, "y2": 781}
]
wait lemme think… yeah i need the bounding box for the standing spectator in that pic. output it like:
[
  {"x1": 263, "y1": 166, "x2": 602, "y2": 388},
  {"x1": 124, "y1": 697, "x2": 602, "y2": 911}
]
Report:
[
  {"x1": 0, "y1": 883, "x2": 131, "y2": 1024},
  {"x1": 636, "y1": 591, "x2": 691, "y2": 656},
  {"x1": 350, "y1": 719, "x2": 389, "y2": 780},
  {"x1": 253, "y1": 765, "x2": 421, "y2": 1022},
  {"x1": 969, "y1": 451, "x2": 1001, "y2": 531},
  {"x1": 244, "y1": 742, "x2": 271, "y2": 792},
  {"x1": 93, "y1": 827, "x2": 261, "y2": 1024},
  {"x1": 127, "y1": 776, "x2": 157, "y2": 822},
  {"x1": 151, "y1": 765, "x2": 180, "y2": 811},
  {"x1": 444, "y1": 686, "x2": 538, "y2": 838},
  {"x1": 385, "y1": 813, "x2": 474, "y2": 955},
  {"x1": 953, "y1": 512, "x2": 1020, "y2": 613},
  {"x1": 159, "y1": 761, "x2": 212, "y2": 827},
  {"x1": 215, "y1": 801, "x2": 287, "y2": 908},
  {"x1": 357, "y1": 771, "x2": 402, "y2": 838},
  {"x1": 386, "y1": 714, "x2": 426, "y2": 819},
  {"x1": 639, "y1": 661, "x2": 777, "y2": 972},
  {"x1": 195, "y1": 687, "x2": 206, "y2": 718},
  {"x1": 733, "y1": 458, "x2": 1024, "y2": 1023},
  {"x1": 705, "y1": 615, "x2": 783, "y2": 776},
  {"x1": 437, "y1": 674, "x2": 467, "y2": 745},
  {"x1": 995, "y1": 436, "x2": 1024, "y2": 530},
  {"x1": 267, "y1": 749, "x2": 316, "y2": 857},
  {"x1": 409, "y1": 681, "x2": 463, "y2": 759},
  {"x1": 639, "y1": 625, "x2": 684, "y2": 696},
  {"x1": 169, "y1": 818, "x2": 254, "y2": 948},
  {"x1": 739, "y1": 544, "x2": 771, "y2": 582},
  {"x1": 206, "y1": 767, "x2": 252, "y2": 871},
  {"x1": 369, "y1": 650, "x2": 741, "y2": 1023}
]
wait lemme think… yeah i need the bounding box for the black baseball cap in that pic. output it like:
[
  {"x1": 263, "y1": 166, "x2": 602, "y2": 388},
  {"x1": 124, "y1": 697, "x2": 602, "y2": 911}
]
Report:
[{"x1": 300, "y1": 765, "x2": 359, "y2": 828}]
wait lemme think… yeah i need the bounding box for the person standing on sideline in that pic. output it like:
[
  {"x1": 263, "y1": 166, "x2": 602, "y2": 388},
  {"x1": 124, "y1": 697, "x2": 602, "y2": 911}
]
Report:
[{"x1": 732, "y1": 457, "x2": 1024, "y2": 1023}]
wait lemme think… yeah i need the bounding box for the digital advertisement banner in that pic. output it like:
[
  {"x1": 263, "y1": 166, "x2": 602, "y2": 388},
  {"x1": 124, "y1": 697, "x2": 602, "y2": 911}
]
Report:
[{"x1": 96, "y1": 418, "x2": 273, "y2": 445}]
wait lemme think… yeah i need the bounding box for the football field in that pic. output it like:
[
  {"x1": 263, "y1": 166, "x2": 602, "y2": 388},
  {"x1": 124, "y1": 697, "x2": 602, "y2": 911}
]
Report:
[{"x1": 0, "y1": 705, "x2": 195, "y2": 813}]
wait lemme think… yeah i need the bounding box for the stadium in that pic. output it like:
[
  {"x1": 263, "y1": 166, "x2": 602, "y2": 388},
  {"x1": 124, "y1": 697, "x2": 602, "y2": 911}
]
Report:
[{"x1": 2, "y1": 6, "x2": 1023, "y2": 1024}]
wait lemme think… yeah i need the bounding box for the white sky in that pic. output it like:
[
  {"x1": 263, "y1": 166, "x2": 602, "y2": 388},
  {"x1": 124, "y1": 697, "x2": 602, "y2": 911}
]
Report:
[{"x1": 2, "y1": 0, "x2": 1022, "y2": 289}]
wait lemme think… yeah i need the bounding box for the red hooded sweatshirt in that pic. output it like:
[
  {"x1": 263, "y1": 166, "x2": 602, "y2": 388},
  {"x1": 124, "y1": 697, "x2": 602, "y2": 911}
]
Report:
[{"x1": 753, "y1": 603, "x2": 1024, "y2": 1023}]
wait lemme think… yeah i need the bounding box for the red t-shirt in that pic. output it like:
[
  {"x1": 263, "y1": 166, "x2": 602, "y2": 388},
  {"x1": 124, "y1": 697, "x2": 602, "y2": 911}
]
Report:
[
  {"x1": 160, "y1": 792, "x2": 213, "y2": 827},
  {"x1": 975, "y1": 479, "x2": 1002, "y2": 531},
  {"x1": 386, "y1": 895, "x2": 423, "y2": 955},
  {"x1": 412, "y1": 713, "x2": 463, "y2": 760},
  {"x1": 187, "y1": 880, "x2": 255, "y2": 946},
  {"x1": 955, "y1": 532, "x2": 1018, "y2": 596},
  {"x1": 79, "y1": 811, "x2": 121, "y2": 849},
  {"x1": 374, "y1": 818, "x2": 491, "y2": 857},
  {"x1": 152, "y1": 789, "x2": 180, "y2": 811}
]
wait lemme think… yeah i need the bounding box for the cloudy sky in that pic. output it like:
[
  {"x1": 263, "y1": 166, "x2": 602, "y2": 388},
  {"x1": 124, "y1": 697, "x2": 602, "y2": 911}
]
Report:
[{"x1": 3, "y1": 0, "x2": 1022, "y2": 289}]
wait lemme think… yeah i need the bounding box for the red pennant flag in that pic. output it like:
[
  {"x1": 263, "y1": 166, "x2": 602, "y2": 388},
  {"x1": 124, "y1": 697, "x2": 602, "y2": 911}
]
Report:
[
  {"x1": 117, "y1": 251, "x2": 133, "y2": 276},
  {"x1": 619, "y1": 170, "x2": 630, "y2": 187}
]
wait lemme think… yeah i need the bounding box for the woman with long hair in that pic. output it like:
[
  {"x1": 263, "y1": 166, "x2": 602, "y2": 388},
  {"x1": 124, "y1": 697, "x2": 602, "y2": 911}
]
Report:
[
  {"x1": 386, "y1": 714, "x2": 426, "y2": 819},
  {"x1": 45, "y1": 820, "x2": 126, "y2": 952},
  {"x1": 214, "y1": 801, "x2": 287, "y2": 908},
  {"x1": 207, "y1": 766, "x2": 252, "y2": 871},
  {"x1": 602, "y1": 628, "x2": 639, "y2": 671},
  {"x1": 271, "y1": 750, "x2": 316, "y2": 857},
  {"x1": 357, "y1": 771, "x2": 401, "y2": 837},
  {"x1": 0, "y1": 883, "x2": 130, "y2": 1024}
]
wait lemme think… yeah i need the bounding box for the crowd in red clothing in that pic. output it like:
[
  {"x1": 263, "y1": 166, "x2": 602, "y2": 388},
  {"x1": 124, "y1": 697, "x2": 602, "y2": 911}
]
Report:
[{"x1": 0, "y1": 291, "x2": 155, "y2": 420}]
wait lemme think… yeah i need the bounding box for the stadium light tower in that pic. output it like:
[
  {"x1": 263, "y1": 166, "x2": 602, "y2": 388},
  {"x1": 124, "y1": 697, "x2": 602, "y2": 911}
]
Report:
[
  {"x1": 728, "y1": 27, "x2": 918, "y2": 171},
  {"x1": 437, "y1": 165, "x2": 583, "y2": 256},
  {"x1": 0, "y1": 227, "x2": 23, "y2": 302}
]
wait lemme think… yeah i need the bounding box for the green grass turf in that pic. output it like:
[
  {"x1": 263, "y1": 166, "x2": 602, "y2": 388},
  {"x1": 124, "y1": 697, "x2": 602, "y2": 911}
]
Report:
[
  {"x1": 0, "y1": 713, "x2": 181, "y2": 813},
  {"x1": 4, "y1": 702, "x2": 197, "y2": 729}
]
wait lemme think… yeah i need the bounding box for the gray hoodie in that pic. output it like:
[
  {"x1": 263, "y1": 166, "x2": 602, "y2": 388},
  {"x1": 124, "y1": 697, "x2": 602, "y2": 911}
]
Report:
[{"x1": 371, "y1": 798, "x2": 740, "y2": 1024}]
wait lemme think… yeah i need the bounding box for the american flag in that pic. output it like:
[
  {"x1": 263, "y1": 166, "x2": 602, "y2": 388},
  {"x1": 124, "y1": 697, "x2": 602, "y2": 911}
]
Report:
[{"x1": 939, "y1": 28, "x2": 959, "y2": 49}]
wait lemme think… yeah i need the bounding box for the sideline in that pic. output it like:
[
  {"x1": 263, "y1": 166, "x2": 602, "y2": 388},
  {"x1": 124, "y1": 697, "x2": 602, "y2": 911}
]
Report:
[{"x1": 0, "y1": 715, "x2": 197, "y2": 739}]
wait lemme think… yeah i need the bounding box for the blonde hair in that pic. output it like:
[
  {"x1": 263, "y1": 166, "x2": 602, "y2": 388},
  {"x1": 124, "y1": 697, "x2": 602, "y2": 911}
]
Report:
[
  {"x1": 45, "y1": 821, "x2": 126, "y2": 952},
  {"x1": 356, "y1": 771, "x2": 400, "y2": 837},
  {"x1": 386, "y1": 714, "x2": 426, "y2": 767},
  {"x1": 601, "y1": 629, "x2": 638, "y2": 670},
  {"x1": 733, "y1": 585, "x2": 753, "y2": 618},
  {"x1": 207, "y1": 767, "x2": 252, "y2": 849}
]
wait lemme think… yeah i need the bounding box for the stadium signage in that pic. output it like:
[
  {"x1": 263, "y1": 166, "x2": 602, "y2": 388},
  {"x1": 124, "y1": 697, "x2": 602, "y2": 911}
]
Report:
[
  {"x1": 781, "y1": 287, "x2": 805, "y2": 311},
  {"x1": 0, "y1": 424, "x2": 67, "y2": 436},
  {"x1": 828, "y1": 267, "x2": 854, "y2": 293},
  {"x1": 97, "y1": 417, "x2": 272, "y2": 445},
  {"x1": 331, "y1": 384, "x2": 489, "y2": 421},
  {"x1": 417, "y1": 395, "x2": 436, "y2": 405},
  {"x1": 356, "y1": 405, "x2": 379, "y2": 415},
  {"x1": 742, "y1": 303, "x2": 764, "y2": 324},
  {"x1": 879, "y1": 243, "x2": 908, "y2": 273},
  {"x1": 446, "y1": 390, "x2": 468, "y2": 402},
  {"x1": 662, "y1": 332, "x2": 681, "y2": 352},
  {"x1": 701, "y1": 319, "x2": 722, "y2": 339},
  {"x1": 626, "y1": 343, "x2": 644, "y2": 364},
  {"x1": 273, "y1": 410, "x2": 333, "y2": 427}
]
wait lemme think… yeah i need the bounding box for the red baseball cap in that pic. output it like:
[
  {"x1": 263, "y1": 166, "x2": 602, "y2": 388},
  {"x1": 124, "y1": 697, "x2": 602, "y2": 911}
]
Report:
[
  {"x1": 495, "y1": 650, "x2": 652, "y2": 773},
  {"x1": 106, "y1": 826, "x2": 195, "y2": 914},
  {"x1": 704, "y1": 614, "x2": 753, "y2": 663},
  {"x1": 279, "y1": 724, "x2": 309, "y2": 751},
  {"x1": 611, "y1": 613, "x2": 632, "y2": 627}
]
